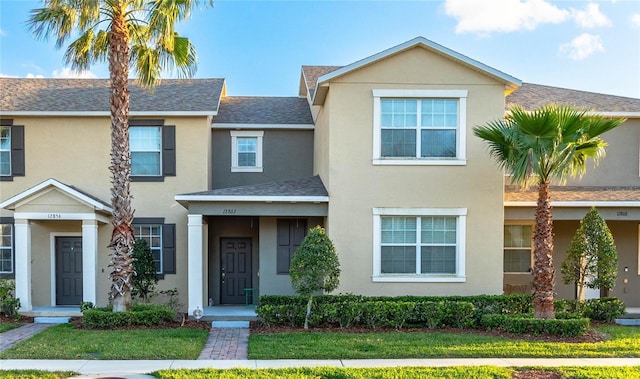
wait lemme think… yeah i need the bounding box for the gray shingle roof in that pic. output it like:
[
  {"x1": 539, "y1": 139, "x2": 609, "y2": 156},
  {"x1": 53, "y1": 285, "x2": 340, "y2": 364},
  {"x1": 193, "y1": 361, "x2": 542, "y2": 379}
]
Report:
[
  {"x1": 214, "y1": 96, "x2": 313, "y2": 124},
  {"x1": 507, "y1": 83, "x2": 640, "y2": 113},
  {"x1": 301, "y1": 66, "x2": 341, "y2": 93},
  {"x1": 505, "y1": 185, "x2": 640, "y2": 203},
  {"x1": 180, "y1": 176, "x2": 328, "y2": 197},
  {"x1": 0, "y1": 78, "x2": 224, "y2": 113}
]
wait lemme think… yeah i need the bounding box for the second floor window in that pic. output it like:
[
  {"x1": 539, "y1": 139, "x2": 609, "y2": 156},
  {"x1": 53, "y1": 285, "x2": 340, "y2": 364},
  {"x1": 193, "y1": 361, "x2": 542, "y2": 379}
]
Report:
[
  {"x1": 0, "y1": 126, "x2": 10, "y2": 176},
  {"x1": 373, "y1": 90, "x2": 467, "y2": 166},
  {"x1": 231, "y1": 130, "x2": 263, "y2": 172},
  {"x1": 130, "y1": 126, "x2": 161, "y2": 176}
]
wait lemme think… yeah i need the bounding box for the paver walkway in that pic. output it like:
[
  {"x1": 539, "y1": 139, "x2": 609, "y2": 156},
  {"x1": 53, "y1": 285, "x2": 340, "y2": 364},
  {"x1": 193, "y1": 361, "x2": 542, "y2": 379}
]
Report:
[
  {"x1": 198, "y1": 328, "x2": 249, "y2": 360},
  {"x1": 0, "y1": 323, "x2": 55, "y2": 352}
]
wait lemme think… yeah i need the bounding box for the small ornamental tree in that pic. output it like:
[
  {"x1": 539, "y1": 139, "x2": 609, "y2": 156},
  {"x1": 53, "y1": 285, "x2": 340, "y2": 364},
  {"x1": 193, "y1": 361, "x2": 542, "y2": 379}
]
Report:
[
  {"x1": 131, "y1": 238, "x2": 158, "y2": 303},
  {"x1": 290, "y1": 226, "x2": 341, "y2": 329},
  {"x1": 561, "y1": 207, "x2": 618, "y2": 301}
]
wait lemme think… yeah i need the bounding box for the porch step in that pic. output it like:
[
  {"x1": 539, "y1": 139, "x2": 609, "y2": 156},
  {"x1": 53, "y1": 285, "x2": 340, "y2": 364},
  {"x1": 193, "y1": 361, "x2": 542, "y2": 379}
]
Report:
[
  {"x1": 212, "y1": 321, "x2": 250, "y2": 328},
  {"x1": 34, "y1": 316, "x2": 71, "y2": 324}
]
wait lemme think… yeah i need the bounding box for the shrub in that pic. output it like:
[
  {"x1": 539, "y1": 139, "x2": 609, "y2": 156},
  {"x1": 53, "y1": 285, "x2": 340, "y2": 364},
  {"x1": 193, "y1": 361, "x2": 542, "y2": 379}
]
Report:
[
  {"x1": 413, "y1": 301, "x2": 446, "y2": 329},
  {"x1": 80, "y1": 301, "x2": 94, "y2": 312},
  {"x1": 131, "y1": 238, "x2": 158, "y2": 303},
  {"x1": 502, "y1": 317, "x2": 590, "y2": 337},
  {"x1": 583, "y1": 297, "x2": 626, "y2": 322},
  {"x1": 82, "y1": 304, "x2": 174, "y2": 329},
  {"x1": 0, "y1": 279, "x2": 20, "y2": 319}
]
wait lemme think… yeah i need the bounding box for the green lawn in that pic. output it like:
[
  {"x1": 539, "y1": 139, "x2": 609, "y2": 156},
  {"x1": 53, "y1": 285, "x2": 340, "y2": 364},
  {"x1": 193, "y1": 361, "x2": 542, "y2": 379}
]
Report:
[
  {"x1": 248, "y1": 325, "x2": 640, "y2": 359},
  {"x1": 0, "y1": 322, "x2": 23, "y2": 333},
  {"x1": 0, "y1": 323, "x2": 209, "y2": 360},
  {"x1": 0, "y1": 370, "x2": 76, "y2": 379},
  {"x1": 153, "y1": 366, "x2": 640, "y2": 379}
]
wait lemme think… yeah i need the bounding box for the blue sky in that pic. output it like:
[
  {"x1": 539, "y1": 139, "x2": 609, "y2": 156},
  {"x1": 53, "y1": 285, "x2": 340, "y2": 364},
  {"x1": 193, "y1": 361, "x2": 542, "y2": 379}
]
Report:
[{"x1": 1, "y1": 0, "x2": 639, "y2": 98}]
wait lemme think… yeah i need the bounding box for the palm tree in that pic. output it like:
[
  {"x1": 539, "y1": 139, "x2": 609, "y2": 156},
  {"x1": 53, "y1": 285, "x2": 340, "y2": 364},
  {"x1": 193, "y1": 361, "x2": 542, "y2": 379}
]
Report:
[
  {"x1": 28, "y1": 0, "x2": 212, "y2": 312},
  {"x1": 474, "y1": 104, "x2": 623, "y2": 319}
]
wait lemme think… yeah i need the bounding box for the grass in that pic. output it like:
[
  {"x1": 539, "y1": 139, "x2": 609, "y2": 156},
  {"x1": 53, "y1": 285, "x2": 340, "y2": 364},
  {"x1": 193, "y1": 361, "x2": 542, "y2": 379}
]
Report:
[
  {"x1": 248, "y1": 325, "x2": 640, "y2": 359},
  {"x1": 0, "y1": 323, "x2": 209, "y2": 360},
  {"x1": 0, "y1": 370, "x2": 76, "y2": 379},
  {"x1": 0, "y1": 321, "x2": 23, "y2": 333},
  {"x1": 152, "y1": 366, "x2": 640, "y2": 379}
]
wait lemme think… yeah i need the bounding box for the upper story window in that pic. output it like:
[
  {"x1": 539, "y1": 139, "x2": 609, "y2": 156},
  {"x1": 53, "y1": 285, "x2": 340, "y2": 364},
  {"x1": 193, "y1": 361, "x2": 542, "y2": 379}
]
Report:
[
  {"x1": 373, "y1": 90, "x2": 467, "y2": 166},
  {"x1": 372, "y1": 208, "x2": 467, "y2": 282},
  {"x1": 504, "y1": 224, "x2": 533, "y2": 273},
  {"x1": 129, "y1": 120, "x2": 175, "y2": 182},
  {"x1": 231, "y1": 130, "x2": 263, "y2": 172},
  {"x1": 131, "y1": 126, "x2": 161, "y2": 176},
  {"x1": 0, "y1": 120, "x2": 25, "y2": 181},
  {"x1": 0, "y1": 126, "x2": 11, "y2": 177},
  {"x1": 0, "y1": 220, "x2": 13, "y2": 277}
]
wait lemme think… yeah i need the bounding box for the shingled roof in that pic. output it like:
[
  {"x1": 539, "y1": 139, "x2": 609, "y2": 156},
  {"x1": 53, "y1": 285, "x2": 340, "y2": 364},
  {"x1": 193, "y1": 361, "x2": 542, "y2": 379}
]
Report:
[
  {"x1": 505, "y1": 185, "x2": 640, "y2": 204},
  {"x1": 0, "y1": 78, "x2": 225, "y2": 114},
  {"x1": 506, "y1": 83, "x2": 640, "y2": 114},
  {"x1": 213, "y1": 96, "x2": 313, "y2": 125},
  {"x1": 177, "y1": 176, "x2": 328, "y2": 199},
  {"x1": 300, "y1": 65, "x2": 341, "y2": 97}
]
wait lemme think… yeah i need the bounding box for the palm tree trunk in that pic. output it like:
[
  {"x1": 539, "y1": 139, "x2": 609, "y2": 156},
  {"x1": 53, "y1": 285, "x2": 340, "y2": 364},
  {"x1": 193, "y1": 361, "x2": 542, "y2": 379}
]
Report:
[
  {"x1": 108, "y1": 3, "x2": 134, "y2": 312},
  {"x1": 532, "y1": 181, "x2": 556, "y2": 319}
]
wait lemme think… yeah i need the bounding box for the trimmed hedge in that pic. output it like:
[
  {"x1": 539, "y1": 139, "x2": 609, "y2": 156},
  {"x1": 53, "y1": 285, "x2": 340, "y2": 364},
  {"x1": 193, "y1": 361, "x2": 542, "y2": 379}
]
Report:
[
  {"x1": 82, "y1": 303, "x2": 175, "y2": 329},
  {"x1": 480, "y1": 313, "x2": 590, "y2": 336}
]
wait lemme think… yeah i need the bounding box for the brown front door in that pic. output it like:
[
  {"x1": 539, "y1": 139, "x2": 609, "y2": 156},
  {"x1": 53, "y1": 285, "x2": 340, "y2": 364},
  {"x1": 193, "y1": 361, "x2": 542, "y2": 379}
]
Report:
[
  {"x1": 220, "y1": 238, "x2": 252, "y2": 304},
  {"x1": 55, "y1": 237, "x2": 83, "y2": 305}
]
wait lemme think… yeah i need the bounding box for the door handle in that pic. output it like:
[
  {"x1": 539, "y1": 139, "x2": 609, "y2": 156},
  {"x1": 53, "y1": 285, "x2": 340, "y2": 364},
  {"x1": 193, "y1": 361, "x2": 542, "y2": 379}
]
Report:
[{"x1": 221, "y1": 267, "x2": 226, "y2": 284}]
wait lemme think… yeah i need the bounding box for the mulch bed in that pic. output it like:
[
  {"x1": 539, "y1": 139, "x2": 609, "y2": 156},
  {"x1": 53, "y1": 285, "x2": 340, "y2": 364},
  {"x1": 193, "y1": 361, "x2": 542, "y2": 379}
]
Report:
[{"x1": 249, "y1": 322, "x2": 608, "y2": 343}]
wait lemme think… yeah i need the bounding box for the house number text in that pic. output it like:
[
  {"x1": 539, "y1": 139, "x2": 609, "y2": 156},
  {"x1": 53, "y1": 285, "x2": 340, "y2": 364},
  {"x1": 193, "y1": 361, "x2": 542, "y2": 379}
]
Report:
[
  {"x1": 222, "y1": 209, "x2": 237, "y2": 215},
  {"x1": 48, "y1": 213, "x2": 62, "y2": 219}
]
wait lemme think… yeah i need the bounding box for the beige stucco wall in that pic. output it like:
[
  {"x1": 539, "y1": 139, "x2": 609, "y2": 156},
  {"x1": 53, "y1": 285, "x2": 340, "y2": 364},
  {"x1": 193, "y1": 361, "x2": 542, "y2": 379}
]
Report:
[
  {"x1": 315, "y1": 46, "x2": 507, "y2": 296},
  {"x1": 564, "y1": 118, "x2": 640, "y2": 187},
  {"x1": 0, "y1": 115, "x2": 211, "y2": 309}
]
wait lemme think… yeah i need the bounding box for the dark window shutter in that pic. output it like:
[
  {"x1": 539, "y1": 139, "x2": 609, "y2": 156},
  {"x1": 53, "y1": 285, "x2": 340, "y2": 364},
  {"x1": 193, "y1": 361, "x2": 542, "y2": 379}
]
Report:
[
  {"x1": 276, "y1": 219, "x2": 307, "y2": 274},
  {"x1": 162, "y1": 125, "x2": 176, "y2": 177},
  {"x1": 162, "y1": 223, "x2": 176, "y2": 274},
  {"x1": 11, "y1": 125, "x2": 25, "y2": 176}
]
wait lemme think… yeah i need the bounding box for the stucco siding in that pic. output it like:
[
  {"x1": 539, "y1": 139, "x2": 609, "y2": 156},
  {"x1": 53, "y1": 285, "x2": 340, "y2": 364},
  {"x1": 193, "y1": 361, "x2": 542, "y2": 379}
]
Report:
[
  {"x1": 211, "y1": 129, "x2": 314, "y2": 189},
  {"x1": 320, "y1": 46, "x2": 506, "y2": 296}
]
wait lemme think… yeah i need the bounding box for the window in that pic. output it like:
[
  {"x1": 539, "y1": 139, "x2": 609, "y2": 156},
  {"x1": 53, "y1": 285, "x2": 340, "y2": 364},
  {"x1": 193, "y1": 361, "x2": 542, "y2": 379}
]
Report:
[
  {"x1": 373, "y1": 208, "x2": 466, "y2": 282},
  {"x1": 231, "y1": 131, "x2": 263, "y2": 172},
  {"x1": 0, "y1": 220, "x2": 13, "y2": 277},
  {"x1": 0, "y1": 126, "x2": 10, "y2": 176},
  {"x1": 131, "y1": 126, "x2": 161, "y2": 176},
  {"x1": 373, "y1": 90, "x2": 467, "y2": 165},
  {"x1": 276, "y1": 219, "x2": 307, "y2": 274},
  {"x1": 0, "y1": 120, "x2": 25, "y2": 181},
  {"x1": 503, "y1": 224, "x2": 533, "y2": 273},
  {"x1": 132, "y1": 218, "x2": 176, "y2": 277},
  {"x1": 129, "y1": 120, "x2": 175, "y2": 181}
]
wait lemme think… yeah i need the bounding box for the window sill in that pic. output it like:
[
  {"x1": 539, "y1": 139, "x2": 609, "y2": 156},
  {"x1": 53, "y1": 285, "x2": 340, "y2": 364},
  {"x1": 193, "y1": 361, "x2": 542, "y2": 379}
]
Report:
[
  {"x1": 372, "y1": 159, "x2": 467, "y2": 166},
  {"x1": 131, "y1": 176, "x2": 165, "y2": 182},
  {"x1": 231, "y1": 167, "x2": 263, "y2": 173},
  {"x1": 372, "y1": 275, "x2": 466, "y2": 283}
]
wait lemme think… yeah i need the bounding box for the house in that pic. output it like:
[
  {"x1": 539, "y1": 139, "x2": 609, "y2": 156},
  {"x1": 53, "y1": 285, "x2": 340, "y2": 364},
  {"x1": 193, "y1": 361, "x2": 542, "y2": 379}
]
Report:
[{"x1": 0, "y1": 37, "x2": 638, "y2": 317}]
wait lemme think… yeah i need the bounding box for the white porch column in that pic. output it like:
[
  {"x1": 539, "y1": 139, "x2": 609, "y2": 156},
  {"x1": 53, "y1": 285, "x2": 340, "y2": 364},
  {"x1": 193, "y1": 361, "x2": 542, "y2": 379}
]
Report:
[
  {"x1": 187, "y1": 214, "x2": 204, "y2": 315},
  {"x1": 82, "y1": 219, "x2": 98, "y2": 305},
  {"x1": 14, "y1": 219, "x2": 32, "y2": 312}
]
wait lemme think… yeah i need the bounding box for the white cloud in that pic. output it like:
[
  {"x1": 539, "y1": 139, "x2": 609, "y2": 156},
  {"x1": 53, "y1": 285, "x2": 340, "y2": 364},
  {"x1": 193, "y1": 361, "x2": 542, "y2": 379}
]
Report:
[
  {"x1": 444, "y1": 0, "x2": 569, "y2": 35},
  {"x1": 26, "y1": 73, "x2": 44, "y2": 78},
  {"x1": 559, "y1": 33, "x2": 604, "y2": 60},
  {"x1": 0, "y1": 29, "x2": 6, "y2": 37},
  {"x1": 0, "y1": 73, "x2": 17, "y2": 77},
  {"x1": 571, "y1": 2, "x2": 611, "y2": 28},
  {"x1": 632, "y1": 12, "x2": 640, "y2": 27},
  {"x1": 52, "y1": 67, "x2": 97, "y2": 78}
]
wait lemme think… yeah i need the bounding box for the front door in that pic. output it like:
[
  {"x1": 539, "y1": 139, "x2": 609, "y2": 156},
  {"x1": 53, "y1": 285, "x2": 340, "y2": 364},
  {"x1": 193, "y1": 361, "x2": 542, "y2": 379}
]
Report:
[
  {"x1": 55, "y1": 237, "x2": 83, "y2": 305},
  {"x1": 220, "y1": 238, "x2": 252, "y2": 304}
]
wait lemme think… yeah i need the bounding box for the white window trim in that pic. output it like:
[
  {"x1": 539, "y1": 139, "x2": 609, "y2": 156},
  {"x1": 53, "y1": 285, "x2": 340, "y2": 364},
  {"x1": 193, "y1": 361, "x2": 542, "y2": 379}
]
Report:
[
  {"x1": 0, "y1": 223, "x2": 13, "y2": 274},
  {"x1": 503, "y1": 221, "x2": 535, "y2": 274},
  {"x1": 372, "y1": 89, "x2": 467, "y2": 166},
  {"x1": 0, "y1": 126, "x2": 11, "y2": 177},
  {"x1": 231, "y1": 130, "x2": 264, "y2": 173},
  {"x1": 372, "y1": 207, "x2": 467, "y2": 282},
  {"x1": 130, "y1": 125, "x2": 162, "y2": 177}
]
